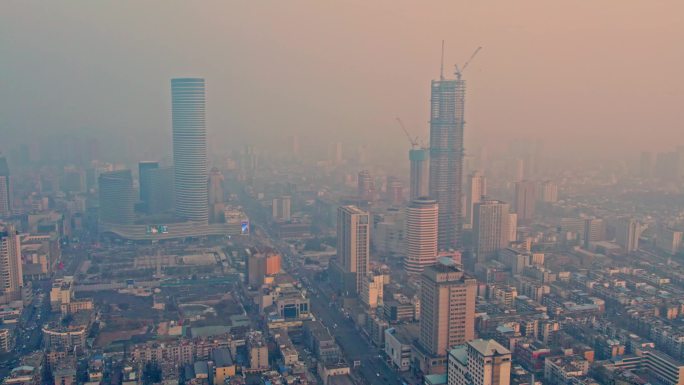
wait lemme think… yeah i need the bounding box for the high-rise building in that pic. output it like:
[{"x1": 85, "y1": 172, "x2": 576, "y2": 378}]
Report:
[
  {"x1": 616, "y1": 218, "x2": 640, "y2": 253},
  {"x1": 0, "y1": 155, "x2": 10, "y2": 218},
  {"x1": 448, "y1": 339, "x2": 511, "y2": 385},
  {"x1": 657, "y1": 227, "x2": 683, "y2": 255},
  {"x1": 583, "y1": 218, "x2": 606, "y2": 248},
  {"x1": 357, "y1": 170, "x2": 375, "y2": 201},
  {"x1": 419, "y1": 258, "x2": 477, "y2": 357},
  {"x1": 337, "y1": 206, "x2": 370, "y2": 294},
  {"x1": 473, "y1": 200, "x2": 511, "y2": 263},
  {"x1": 138, "y1": 161, "x2": 159, "y2": 212},
  {"x1": 98, "y1": 170, "x2": 135, "y2": 225},
  {"x1": 465, "y1": 171, "x2": 487, "y2": 228},
  {"x1": 410, "y1": 148, "x2": 430, "y2": 200},
  {"x1": 172, "y1": 78, "x2": 208, "y2": 223},
  {"x1": 385, "y1": 176, "x2": 403, "y2": 206},
  {"x1": 537, "y1": 180, "x2": 558, "y2": 203},
  {"x1": 514, "y1": 180, "x2": 537, "y2": 223},
  {"x1": 272, "y1": 196, "x2": 292, "y2": 222},
  {"x1": 404, "y1": 198, "x2": 439, "y2": 274},
  {"x1": 147, "y1": 167, "x2": 174, "y2": 214},
  {"x1": 508, "y1": 213, "x2": 518, "y2": 243},
  {"x1": 429, "y1": 68, "x2": 467, "y2": 250},
  {"x1": 0, "y1": 225, "x2": 23, "y2": 303},
  {"x1": 208, "y1": 167, "x2": 224, "y2": 223}
]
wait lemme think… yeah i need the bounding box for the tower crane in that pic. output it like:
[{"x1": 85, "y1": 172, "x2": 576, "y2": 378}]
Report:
[
  {"x1": 455, "y1": 46, "x2": 482, "y2": 80},
  {"x1": 395, "y1": 118, "x2": 420, "y2": 149}
]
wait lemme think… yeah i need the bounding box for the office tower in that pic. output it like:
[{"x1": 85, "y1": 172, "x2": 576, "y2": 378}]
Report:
[
  {"x1": 272, "y1": 196, "x2": 292, "y2": 222},
  {"x1": 419, "y1": 258, "x2": 477, "y2": 357},
  {"x1": 147, "y1": 167, "x2": 174, "y2": 214},
  {"x1": 473, "y1": 200, "x2": 511, "y2": 263},
  {"x1": 385, "y1": 176, "x2": 403, "y2": 205},
  {"x1": 357, "y1": 170, "x2": 375, "y2": 201},
  {"x1": 172, "y1": 78, "x2": 208, "y2": 223},
  {"x1": 514, "y1": 180, "x2": 536, "y2": 223},
  {"x1": 448, "y1": 339, "x2": 511, "y2": 385},
  {"x1": 465, "y1": 171, "x2": 487, "y2": 228},
  {"x1": 405, "y1": 198, "x2": 439, "y2": 274},
  {"x1": 616, "y1": 218, "x2": 640, "y2": 253},
  {"x1": 138, "y1": 161, "x2": 159, "y2": 212},
  {"x1": 337, "y1": 206, "x2": 370, "y2": 294},
  {"x1": 537, "y1": 180, "x2": 558, "y2": 203},
  {"x1": 410, "y1": 148, "x2": 430, "y2": 200},
  {"x1": 208, "y1": 167, "x2": 225, "y2": 223},
  {"x1": 429, "y1": 67, "x2": 467, "y2": 250},
  {"x1": 98, "y1": 170, "x2": 135, "y2": 225},
  {"x1": 0, "y1": 155, "x2": 10, "y2": 218},
  {"x1": 0, "y1": 225, "x2": 23, "y2": 302}
]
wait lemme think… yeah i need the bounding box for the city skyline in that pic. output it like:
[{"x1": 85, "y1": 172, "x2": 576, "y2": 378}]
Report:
[
  {"x1": 2, "y1": 2, "x2": 683, "y2": 164},
  {"x1": 2, "y1": 3, "x2": 684, "y2": 385}
]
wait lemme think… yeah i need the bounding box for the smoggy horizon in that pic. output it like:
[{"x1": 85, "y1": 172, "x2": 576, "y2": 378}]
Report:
[{"x1": 2, "y1": 1, "x2": 683, "y2": 166}]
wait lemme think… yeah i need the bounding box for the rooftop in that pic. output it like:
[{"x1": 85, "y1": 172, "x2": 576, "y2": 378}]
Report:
[{"x1": 469, "y1": 339, "x2": 511, "y2": 357}]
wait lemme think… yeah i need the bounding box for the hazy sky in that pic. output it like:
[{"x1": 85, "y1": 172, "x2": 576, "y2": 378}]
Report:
[{"x1": 1, "y1": 1, "x2": 683, "y2": 163}]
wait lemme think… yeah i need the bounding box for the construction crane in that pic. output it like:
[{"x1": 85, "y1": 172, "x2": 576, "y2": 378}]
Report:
[
  {"x1": 395, "y1": 117, "x2": 419, "y2": 149},
  {"x1": 455, "y1": 46, "x2": 482, "y2": 80}
]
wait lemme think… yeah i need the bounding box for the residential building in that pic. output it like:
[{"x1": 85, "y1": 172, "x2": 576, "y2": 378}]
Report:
[
  {"x1": 0, "y1": 225, "x2": 22, "y2": 303},
  {"x1": 337, "y1": 206, "x2": 370, "y2": 294},
  {"x1": 514, "y1": 181, "x2": 536, "y2": 223},
  {"x1": 473, "y1": 200, "x2": 511, "y2": 263},
  {"x1": 0, "y1": 155, "x2": 10, "y2": 218},
  {"x1": 466, "y1": 171, "x2": 487, "y2": 228},
  {"x1": 448, "y1": 339, "x2": 511, "y2": 385}
]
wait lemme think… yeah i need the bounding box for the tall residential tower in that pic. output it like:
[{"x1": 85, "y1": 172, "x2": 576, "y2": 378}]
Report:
[
  {"x1": 0, "y1": 155, "x2": 10, "y2": 218},
  {"x1": 0, "y1": 225, "x2": 22, "y2": 303},
  {"x1": 337, "y1": 206, "x2": 370, "y2": 294},
  {"x1": 172, "y1": 78, "x2": 208, "y2": 223}
]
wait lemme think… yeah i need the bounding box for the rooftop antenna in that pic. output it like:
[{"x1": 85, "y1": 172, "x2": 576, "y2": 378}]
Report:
[{"x1": 440, "y1": 40, "x2": 445, "y2": 80}]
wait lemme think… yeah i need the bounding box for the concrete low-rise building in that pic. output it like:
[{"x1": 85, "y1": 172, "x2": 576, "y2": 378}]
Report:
[
  {"x1": 211, "y1": 348, "x2": 235, "y2": 385},
  {"x1": 384, "y1": 325, "x2": 416, "y2": 372}
]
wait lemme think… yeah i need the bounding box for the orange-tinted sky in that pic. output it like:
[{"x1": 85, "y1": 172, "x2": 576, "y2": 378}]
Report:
[{"x1": 1, "y1": 1, "x2": 682, "y2": 162}]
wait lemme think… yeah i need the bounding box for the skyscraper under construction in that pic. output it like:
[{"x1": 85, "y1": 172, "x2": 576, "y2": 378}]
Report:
[{"x1": 429, "y1": 63, "x2": 467, "y2": 250}]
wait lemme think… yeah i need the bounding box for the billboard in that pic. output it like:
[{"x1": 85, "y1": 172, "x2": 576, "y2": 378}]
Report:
[{"x1": 146, "y1": 225, "x2": 169, "y2": 235}]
